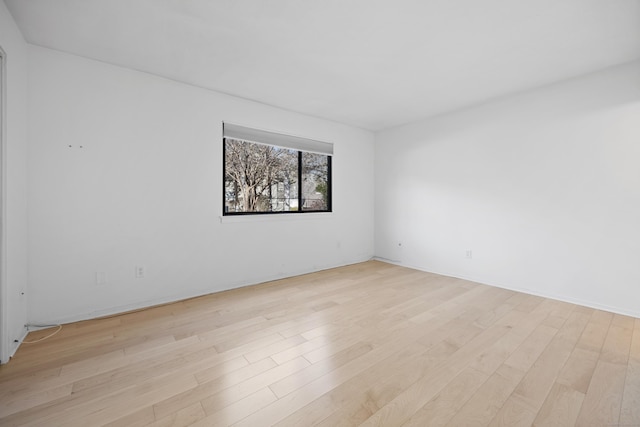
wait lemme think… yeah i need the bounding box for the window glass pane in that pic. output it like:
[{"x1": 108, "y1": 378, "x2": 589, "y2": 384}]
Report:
[
  {"x1": 302, "y1": 152, "x2": 329, "y2": 211},
  {"x1": 224, "y1": 139, "x2": 298, "y2": 213}
]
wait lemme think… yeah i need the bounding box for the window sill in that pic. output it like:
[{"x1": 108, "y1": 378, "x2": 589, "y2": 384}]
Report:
[{"x1": 219, "y1": 212, "x2": 333, "y2": 224}]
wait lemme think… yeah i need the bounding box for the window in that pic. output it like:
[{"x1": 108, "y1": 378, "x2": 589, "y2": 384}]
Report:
[{"x1": 223, "y1": 123, "x2": 332, "y2": 215}]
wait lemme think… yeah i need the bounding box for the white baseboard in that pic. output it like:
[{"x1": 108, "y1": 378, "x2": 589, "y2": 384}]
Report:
[
  {"x1": 28, "y1": 255, "x2": 374, "y2": 327},
  {"x1": 373, "y1": 257, "x2": 640, "y2": 319}
]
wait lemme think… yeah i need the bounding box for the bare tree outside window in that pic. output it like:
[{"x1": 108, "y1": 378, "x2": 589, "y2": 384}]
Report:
[
  {"x1": 224, "y1": 138, "x2": 331, "y2": 214},
  {"x1": 302, "y1": 152, "x2": 329, "y2": 211}
]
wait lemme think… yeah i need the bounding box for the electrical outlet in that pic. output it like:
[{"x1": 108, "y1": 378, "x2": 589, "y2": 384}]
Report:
[
  {"x1": 135, "y1": 266, "x2": 145, "y2": 279},
  {"x1": 96, "y1": 272, "x2": 107, "y2": 285},
  {"x1": 465, "y1": 250, "x2": 473, "y2": 259}
]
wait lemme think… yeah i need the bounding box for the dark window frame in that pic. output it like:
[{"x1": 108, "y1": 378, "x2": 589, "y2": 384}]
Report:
[{"x1": 222, "y1": 136, "x2": 332, "y2": 216}]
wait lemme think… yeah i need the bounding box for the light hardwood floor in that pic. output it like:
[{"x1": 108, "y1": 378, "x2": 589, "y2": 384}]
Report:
[{"x1": 1, "y1": 261, "x2": 638, "y2": 426}]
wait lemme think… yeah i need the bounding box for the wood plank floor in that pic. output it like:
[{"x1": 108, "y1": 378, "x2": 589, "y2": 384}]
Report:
[{"x1": 1, "y1": 261, "x2": 638, "y2": 426}]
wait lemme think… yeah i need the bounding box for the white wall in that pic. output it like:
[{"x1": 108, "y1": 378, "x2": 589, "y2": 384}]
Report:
[
  {"x1": 27, "y1": 46, "x2": 374, "y2": 324},
  {"x1": 375, "y1": 61, "x2": 640, "y2": 317},
  {"x1": 0, "y1": 2, "x2": 29, "y2": 362},
  {"x1": 19, "y1": 20, "x2": 640, "y2": 338}
]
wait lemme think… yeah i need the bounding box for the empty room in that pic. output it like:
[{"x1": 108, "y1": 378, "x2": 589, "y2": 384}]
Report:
[{"x1": 1, "y1": 1, "x2": 639, "y2": 426}]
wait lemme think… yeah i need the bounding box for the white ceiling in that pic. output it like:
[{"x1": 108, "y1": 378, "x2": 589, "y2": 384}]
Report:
[{"x1": 5, "y1": 0, "x2": 640, "y2": 131}]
